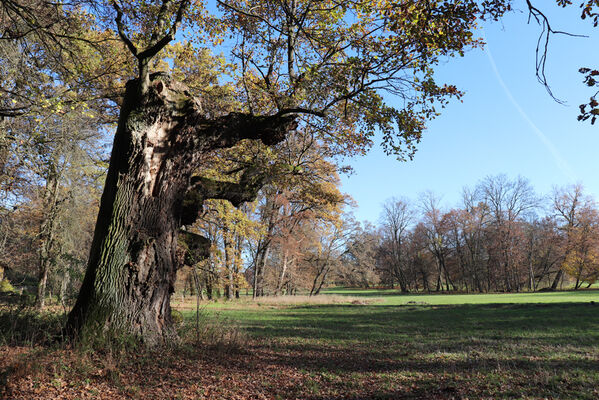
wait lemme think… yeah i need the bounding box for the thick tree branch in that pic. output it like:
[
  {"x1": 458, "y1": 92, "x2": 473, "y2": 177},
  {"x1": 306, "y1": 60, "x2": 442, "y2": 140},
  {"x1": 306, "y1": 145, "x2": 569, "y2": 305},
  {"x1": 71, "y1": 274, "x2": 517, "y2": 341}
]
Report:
[
  {"x1": 113, "y1": 0, "x2": 188, "y2": 94},
  {"x1": 112, "y1": 1, "x2": 138, "y2": 57},
  {"x1": 180, "y1": 168, "x2": 268, "y2": 226},
  {"x1": 0, "y1": 107, "x2": 28, "y2": 118},
  {"x1": 275, "y1": 108, "x2": 325, "y2": 118},
  {"x1": 150, "y1": 0, "x2": 174, "y2": 44},
  {"x1": 138, "y1": 0, "x2": 188, "y2": 61},
  {"x1": 191, "y1": 169, "x2": 266, "y2": 206},
  {"x1": 188, "y1": 112, "x2": 298, "y2": 150}
]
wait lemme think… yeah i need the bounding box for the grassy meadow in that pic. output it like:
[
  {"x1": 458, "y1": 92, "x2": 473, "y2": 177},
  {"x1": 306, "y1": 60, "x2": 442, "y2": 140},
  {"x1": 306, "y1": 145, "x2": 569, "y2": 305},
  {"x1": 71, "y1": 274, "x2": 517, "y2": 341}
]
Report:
[
  {"x1": 168, "y1": 288, "x2": 599, "y2": 399},
  {"x1": 325, "y1": 287, "x2": 599, "y2": 304},
  {"x1": 2, "y1": 289, "x2": 599, "y2": 399}
]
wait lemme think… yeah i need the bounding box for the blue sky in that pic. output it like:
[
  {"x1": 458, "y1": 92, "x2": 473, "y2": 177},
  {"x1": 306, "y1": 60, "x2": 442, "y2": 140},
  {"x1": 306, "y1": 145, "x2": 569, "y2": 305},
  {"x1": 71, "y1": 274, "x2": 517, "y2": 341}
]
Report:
[{"x1": 340, "y1": 3, "x2": 599, "y2": 224}]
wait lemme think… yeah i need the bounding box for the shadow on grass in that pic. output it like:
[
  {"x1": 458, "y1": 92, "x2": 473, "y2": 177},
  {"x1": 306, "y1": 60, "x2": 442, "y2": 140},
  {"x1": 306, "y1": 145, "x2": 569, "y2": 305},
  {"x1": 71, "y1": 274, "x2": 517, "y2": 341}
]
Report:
[
  {"x1": 241, "y1": 302, "x2": 597, "y2": 340},
  {"x1": 327, "y1": 288, "x2": 599, "y2": 298},
  {"x1": 132, "y1": 345, "x2": 598, "y2": 399},
  {"x1": 325, "y1": 289, "x2": 407, "y2": 297},
  {"x1": 250, "y1": 343, "x2": 599, "y2": 373},
  {"x1": 3, "y1": 302, "x2": 598, "y2": 399},
  {"x1": 230, "y1": 302, "x2": 599, "y2": 373}
]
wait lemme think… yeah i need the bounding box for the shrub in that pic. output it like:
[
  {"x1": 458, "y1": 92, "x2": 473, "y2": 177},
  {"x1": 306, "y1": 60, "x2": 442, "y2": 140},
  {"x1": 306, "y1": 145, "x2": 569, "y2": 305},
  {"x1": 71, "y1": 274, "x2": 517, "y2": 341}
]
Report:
[
  {"x1": 0, "y1": 279, "x2": 14, "y2": 293},
  {"x1": 171, "y1": 309, "x2": 184, "y2": 327},
  {"x1": 0, "y1": 308, "x2": 64, "y2": 346}
]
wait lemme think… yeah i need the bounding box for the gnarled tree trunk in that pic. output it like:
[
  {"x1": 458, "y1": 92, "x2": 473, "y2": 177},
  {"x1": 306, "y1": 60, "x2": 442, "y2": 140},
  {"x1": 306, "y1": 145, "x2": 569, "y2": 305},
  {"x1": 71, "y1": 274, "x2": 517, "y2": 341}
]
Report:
[{"x1": 65, "y1": 74, "x2": 295, "y2": 343}]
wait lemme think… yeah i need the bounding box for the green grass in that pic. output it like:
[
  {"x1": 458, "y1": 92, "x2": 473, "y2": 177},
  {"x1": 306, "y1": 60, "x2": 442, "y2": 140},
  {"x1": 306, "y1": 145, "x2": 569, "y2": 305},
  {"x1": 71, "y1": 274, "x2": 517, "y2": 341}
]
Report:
[
  {"x1": 181, "y1": 290, "x2": 599, "y2": 399},
  {"x1": 322, "y1": 287, "x2": 599, "y2": 305}
]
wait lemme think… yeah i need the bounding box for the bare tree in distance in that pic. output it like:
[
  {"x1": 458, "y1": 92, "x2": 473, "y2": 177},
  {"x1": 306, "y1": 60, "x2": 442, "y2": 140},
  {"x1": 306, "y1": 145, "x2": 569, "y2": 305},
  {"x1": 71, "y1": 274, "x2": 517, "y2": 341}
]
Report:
[{"x1": 380, "y1": 198, "x2": 415, "y2": 293}]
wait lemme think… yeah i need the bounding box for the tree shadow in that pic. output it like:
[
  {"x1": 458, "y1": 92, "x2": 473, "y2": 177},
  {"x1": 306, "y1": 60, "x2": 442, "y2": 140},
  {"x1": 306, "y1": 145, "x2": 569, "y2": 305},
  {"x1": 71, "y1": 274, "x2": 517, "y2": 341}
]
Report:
[
  {"x1": 240, "y1": 302, "x2": 599, "y2": 345},
  {"x1": 3, "y1": 302, "x2": 597, "y2": 399}
]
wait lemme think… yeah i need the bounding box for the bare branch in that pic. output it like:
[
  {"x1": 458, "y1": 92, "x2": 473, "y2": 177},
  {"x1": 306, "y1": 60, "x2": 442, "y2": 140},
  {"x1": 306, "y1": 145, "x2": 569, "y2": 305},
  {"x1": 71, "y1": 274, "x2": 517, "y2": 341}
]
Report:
[
  {"x1": 526, "y1": 0, "x2": 587, "y2": 104},
  {"x1": 216, "y1": 0, "x2": 285, "y2": 34}
]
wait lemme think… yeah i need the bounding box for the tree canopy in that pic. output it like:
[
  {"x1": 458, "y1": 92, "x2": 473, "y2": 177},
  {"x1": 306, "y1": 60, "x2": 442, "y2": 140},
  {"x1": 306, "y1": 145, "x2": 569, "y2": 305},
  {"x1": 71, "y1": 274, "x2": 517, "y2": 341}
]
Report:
[{"x1": 2, "y1": 0, "x2": 516, "y2": 156}]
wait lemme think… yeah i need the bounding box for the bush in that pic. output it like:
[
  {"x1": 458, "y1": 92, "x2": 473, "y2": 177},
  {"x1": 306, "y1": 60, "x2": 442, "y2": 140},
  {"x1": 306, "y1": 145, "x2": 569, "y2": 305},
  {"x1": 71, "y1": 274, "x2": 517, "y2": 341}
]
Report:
[
  {"x1": 0, "y1": 279, "x2": 14, "y2": 293},
  {"x1": 171, "y1": 309, "x2": 184, "y2": 326},
  {"x1": 0, "y1": 307, "x2": 64, "y2": 346}
]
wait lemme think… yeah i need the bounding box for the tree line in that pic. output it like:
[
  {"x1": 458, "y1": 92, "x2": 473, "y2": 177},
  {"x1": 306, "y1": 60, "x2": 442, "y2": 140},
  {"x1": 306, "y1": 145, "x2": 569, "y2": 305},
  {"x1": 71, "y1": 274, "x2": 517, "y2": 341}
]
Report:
[
  {"x1": 371, "y1": 178, "x2": 599, "y2": 292},
  {"x1": 176, "y1": 175, "x2": 599, "y2": 298},
  {"x1": 2, "y1": 138, "x2": 599, "y2": 304}
]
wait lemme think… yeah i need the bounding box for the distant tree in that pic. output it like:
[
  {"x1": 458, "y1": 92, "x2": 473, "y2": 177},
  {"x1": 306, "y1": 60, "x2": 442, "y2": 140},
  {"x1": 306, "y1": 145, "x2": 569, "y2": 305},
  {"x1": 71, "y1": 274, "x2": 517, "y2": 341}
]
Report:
[
  {"x1": 304, "y1": 216, "x2": 350, "y2": 296},
  {"x1": 407, "y1": 223, "x2": 436, "y2": 292},
  {"x1": 444, "y1": 209, "x2": 472, "y2": 292},
  {"x1": 198, "y1": 199, "x2": 259, "y2": 299},
  {"x1": 551, "y1": 184, "x2": 594, "y2": 288},
  {"x1": 553, "y1": 184, "x2": 599, "y2": 289},
  {"x1": 478, "y1": 175, "x2": 538, "y2": 291},
  {"x1": 561, "y1": 210, "x2": 599, "y2": 289},
  {"x1": 380, "y1": 198, "x2": 414, "y2": 292},
  {"x1": 338, "y1": 221, "x2": 381, "y2": 289},
  {"x1": 0, "y1": 97, "x2": 105, "y2": 307},
  {"x1": 243, "y1": 130, "x2": 346, "y2": 297},
  {"x1": 420, "y1": 192, "x2": 454, "y2": 291},
  {"x1": 519, "y1": 216, "x2": 562, "y2": 290}
]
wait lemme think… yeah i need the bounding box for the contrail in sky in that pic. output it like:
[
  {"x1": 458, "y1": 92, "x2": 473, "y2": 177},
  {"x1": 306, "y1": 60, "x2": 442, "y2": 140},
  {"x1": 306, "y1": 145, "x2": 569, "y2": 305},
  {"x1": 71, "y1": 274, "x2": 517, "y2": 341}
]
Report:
[{"x1": 482, "y1": 31, "x2": 578, "y2": 181}]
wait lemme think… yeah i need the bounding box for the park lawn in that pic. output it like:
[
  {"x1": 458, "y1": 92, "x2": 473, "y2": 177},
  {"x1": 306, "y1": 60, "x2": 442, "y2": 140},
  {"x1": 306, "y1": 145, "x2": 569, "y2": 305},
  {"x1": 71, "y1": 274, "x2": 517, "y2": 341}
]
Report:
[
  {"x1": 179, "y1": 290, "x2": 599, "y2": 399},
  {"x1": 171, "y1": 287, "x2": 599, "y2": 308},
  {"x1": 3, "y1": 290, "x2": 599, "y2": 399},
  {"x1": 322, "y1": 287, "x2": 599, "y2": 305}
]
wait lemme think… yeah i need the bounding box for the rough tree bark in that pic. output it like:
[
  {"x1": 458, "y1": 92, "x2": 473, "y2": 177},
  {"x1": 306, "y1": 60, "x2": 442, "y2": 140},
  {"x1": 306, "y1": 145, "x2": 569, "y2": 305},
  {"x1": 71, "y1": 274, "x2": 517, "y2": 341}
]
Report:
[{"x1": 65, "y1": 73, "x2": 295, "y2": 343}]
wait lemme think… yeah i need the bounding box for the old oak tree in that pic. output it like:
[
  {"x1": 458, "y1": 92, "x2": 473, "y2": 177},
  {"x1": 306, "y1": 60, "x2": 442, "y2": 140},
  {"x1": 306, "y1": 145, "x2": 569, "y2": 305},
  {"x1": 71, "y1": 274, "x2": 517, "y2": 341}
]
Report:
[{"x1": 51, "y1": 0, "x2": 516, "y2": 343}]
